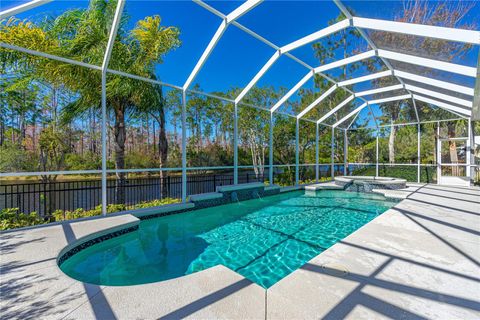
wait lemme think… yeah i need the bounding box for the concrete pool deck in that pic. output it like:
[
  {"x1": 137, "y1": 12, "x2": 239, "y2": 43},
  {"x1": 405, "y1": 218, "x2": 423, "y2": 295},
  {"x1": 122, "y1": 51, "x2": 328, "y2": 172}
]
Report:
[{"x1": 1, "y1": 184, "x2": 479, "y2": 319}]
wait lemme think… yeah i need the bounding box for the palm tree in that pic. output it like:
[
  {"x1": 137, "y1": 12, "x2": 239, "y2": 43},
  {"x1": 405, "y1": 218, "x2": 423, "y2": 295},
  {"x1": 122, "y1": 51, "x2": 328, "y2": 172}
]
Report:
[{"x1": 1, "y1": 0, "x2": 180, "y2": 203}]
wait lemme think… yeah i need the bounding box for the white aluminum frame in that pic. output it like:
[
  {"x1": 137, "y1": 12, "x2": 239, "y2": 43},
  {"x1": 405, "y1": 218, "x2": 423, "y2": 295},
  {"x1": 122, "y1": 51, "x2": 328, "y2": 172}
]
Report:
[
  {"x1": 352, "y1": 17, "x2": 480, "y2": 45},
  {"x1": 355, "y1": 84, "x2": 403, "y2": 97},
  {"x1": 317, "y1": 95, "x2": 355, "y2": 124},
  {"x1": 394, "y1": 70, "x2": 475, "y2": 96},
  {"x1": 338, "y1": 70, "x2": 392, "y2": 87},
  {"x1": 297, "y1": 85, "x2": 337, "y2": 119},
  {"x1": 378, "y1": 49, "x2": 477, "y2": 78},
  {"x1": 99, "y1": 0, "x2": 125, "y2": 215},
  {"x1": 405, "y1": 84, "x2": 472, "y2": 109},
  {"x1": 413, "y1": 94, "x2": 471, "y2": 117},
  {"x1": 1, "y1": 0, "x2": 477, "y2": 207},
  {"x1": 333, "y1": 103, "x2": 368, "y2": 128},
  {"x1": 0, "y1": 0, "x2": 52, "y2": 19}
]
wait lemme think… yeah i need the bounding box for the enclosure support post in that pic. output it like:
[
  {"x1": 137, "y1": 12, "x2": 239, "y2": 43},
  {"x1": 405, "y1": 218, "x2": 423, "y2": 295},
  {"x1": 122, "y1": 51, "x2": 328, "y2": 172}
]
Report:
[
  {"x1": 315, "y1": 123, "x2": 319, "y2": 182},
  {"x1": 234, "y1": 102, "x2": 238, "y2": 185},
  {"x1": 436, "y1": 122, "x2": 441, "y2": 184},
  {"x1": 417, "y1": 123, "x2": 421, "y2": 183},
  {"x1": 181, "y1": 90, "x2": 187, "y2": 202},
  {"x1": 99, "y1": 0, "x2": 124, "y2": 215},
  {"x1": 295, "y1": 118, "x2": 299, "y2": 186},
  {"x1": 269, "y1": 112, "x2": 274, "y2": 185},
  {"x1": 101, "y1": 73, "x2": 107, "y2": 216},
  {"x1": 375, "y1": 130, "x2": 379, "y2": 177},
  {"x1": 467, "y1": 117, "x2": 472, "y2": 185},
  {"x1": 343, "y1": 129, "x2": 348, "y2": 175},
  {"x1": 331, "y1": 127, "x2": 335, "y2": 179}
]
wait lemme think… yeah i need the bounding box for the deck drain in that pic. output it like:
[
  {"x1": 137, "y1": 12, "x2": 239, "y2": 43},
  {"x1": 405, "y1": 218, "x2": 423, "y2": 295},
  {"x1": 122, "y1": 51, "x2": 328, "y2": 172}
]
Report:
[{"x1": 320, "y1": 263, "x2": 349, "y2": 277}]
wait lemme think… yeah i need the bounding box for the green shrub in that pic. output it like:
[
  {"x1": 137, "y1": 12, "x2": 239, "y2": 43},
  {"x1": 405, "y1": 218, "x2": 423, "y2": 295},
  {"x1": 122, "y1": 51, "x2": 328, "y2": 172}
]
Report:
[
  {"x1": 2, "y1": 198, "x2": 181, "y2": 230},
  {"x1": 0, "y1": 208, "x2": 46, "y2": 231},
  {"x1": 52, "y1": 198, "x2": 180, "y2": 221}
]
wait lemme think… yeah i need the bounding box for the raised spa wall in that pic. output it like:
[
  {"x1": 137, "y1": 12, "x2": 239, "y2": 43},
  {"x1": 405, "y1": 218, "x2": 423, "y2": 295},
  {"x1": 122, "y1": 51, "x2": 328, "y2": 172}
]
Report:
[
  {"x1": 188, "y1": 182, "x2": 281, "y2": 209},
  {"x1": 335, "y1": 176, "x2": 407, "y2": 193}
]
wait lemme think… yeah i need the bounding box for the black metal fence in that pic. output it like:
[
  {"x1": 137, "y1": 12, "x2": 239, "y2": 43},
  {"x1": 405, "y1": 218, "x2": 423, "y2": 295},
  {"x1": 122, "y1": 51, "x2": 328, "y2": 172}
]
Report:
[
  {"x1": 0, "y1": 165, "x2": 340, "y2": 217},
  {"x1": 0, "y1": 172, "x2": 266, "y2": 216}
]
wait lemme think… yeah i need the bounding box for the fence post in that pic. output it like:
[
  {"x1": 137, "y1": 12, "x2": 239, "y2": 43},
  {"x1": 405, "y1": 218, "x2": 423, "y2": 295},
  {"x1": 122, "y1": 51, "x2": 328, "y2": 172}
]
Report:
[
  {"x1": 295, "y1": 118, "x2": 299, "y2": 186},
  {"x1": 234, "y1": 102, "x2": 238, "y2": 185},
  {"x1": 247, "y1": 173, "x2": 249, "y2": 183},
  {"x1": 376, "y1": 130, "x2": 379, "y2": 177},
  {"x1": 343, "y1": 129, "x2": 348, "y2": 176},
  {"x1": 213, "y1": 174, "x2": 217, "y2": 190},
  {"x1": 417, "y1": 123, "x2": 421, "y2": 183},
  {"x1": 466, "y1": 118, "x2": 472, "y2": 184},
  {"x1": 315, "y1": 123, "x2": 319, "y2": 182},
  {"x1": 167, "y1": 176, "x2": 171, "y2": 199},
  {"x1": 331, "y1": 127, "x2": 334, "y2": 180},
  {"x1": 436, "y1": 122, "x2": 441, "y2": 184},
  {"x1": 269, "y1": 112, "x2": 274, "y2": 185},
  {"x1": 181, "y1": 90, "x2": 187, "y2": 202}
]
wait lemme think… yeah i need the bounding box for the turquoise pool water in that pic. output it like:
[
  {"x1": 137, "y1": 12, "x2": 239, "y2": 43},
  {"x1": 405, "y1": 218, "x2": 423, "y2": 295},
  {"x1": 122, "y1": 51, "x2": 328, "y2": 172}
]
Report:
[{"x1": 60, "y1": 190, "x2": 397, "y2": 288}]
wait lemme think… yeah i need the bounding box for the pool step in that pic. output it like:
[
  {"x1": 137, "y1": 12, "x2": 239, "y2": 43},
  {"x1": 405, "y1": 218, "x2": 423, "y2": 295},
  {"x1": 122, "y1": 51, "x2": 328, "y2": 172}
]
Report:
[
  {"x1": 305, "y1": 182, "x2": 345, "y2": 191},
  {"x1": 189, "y1": 192, "x2": 224, "y2": 202},
  {"x1": 372, "y1": 188, "x2": 413, "y2": 200},
  {"x1": 132, "y1": 202, "x2": 195, "y2": 219},
  {"x1": 264, "y1": 185, "x2": 281, "y2": 192},
  {"x1": 280, "y1": 185, "x2": 303, "y2": 193}
]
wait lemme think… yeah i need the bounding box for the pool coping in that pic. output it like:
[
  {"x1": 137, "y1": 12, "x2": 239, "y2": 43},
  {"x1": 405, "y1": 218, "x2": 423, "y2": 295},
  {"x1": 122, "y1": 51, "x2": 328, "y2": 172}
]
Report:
[{"x1": 1, "y1": 183, "x2": 479, "y2": 319}]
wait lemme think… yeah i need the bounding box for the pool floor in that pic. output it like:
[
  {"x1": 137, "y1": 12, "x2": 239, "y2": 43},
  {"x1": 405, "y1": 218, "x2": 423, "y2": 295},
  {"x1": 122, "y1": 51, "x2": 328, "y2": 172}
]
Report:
[{"x1": 60, "y1": 190, "x2": 397, "y2": 288}]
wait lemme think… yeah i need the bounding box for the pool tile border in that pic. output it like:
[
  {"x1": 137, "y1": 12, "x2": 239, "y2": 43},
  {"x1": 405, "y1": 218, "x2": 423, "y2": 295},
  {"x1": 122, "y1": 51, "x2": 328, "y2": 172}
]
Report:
[{"x1": 57, "y1": 224, "x2": 139, "y2": 266}]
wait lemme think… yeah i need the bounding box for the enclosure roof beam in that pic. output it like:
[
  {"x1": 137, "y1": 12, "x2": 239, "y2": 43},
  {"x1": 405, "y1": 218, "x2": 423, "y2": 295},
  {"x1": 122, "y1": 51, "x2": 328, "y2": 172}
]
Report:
[
  {"x1": 102, "y1": 0, "x2": 125, "y2": 72},
  {"x1": 225, "y1": 0, "x2": 262, "y2": 23},
  {"x1": 333, "y1": 103, "x2": 368, "y2": 128},
  {"x1": 235, "y1": 50, "x2": 280, "y2": 103},
  {"x1": 270, "y1": 71, "x2": 314, "y2": 113},
  {"x1": 314, "y1": 50, "x2": 376, "y2": 73},
  {"x1": 334, "y1": 0, "x2": 406, "y2": 127},
  {"x1": 369, "y1": 94, "x2": 412, "y2": 105},
  {"x1": 351, "y1": 17, "x2": 480, "y2": 45},
  {"x1": 236, "y1": 19, "x2": 351, "y2": 104},
  {"x1": 280, "y1": 19, "x2": 351, "y2": 54},
  {"x1": 317, "y1": 95, "x2": 355, "y2": 124},
  {"x1": 332, "y1": 93, "x2": 411, "y2": 128},
  {"x1": 310, "y1": 49, "x2": 477, "y2": 79},
  {"x1": 355, "y1": 84, "x2": 404, "y2": 97},
  {"x1": 297, "y1": 84, "x2": 337, "y2": 119},
  {"x1": 194, "y1": 0, "x2": 365, "y2": 117},
  {"x1": 347, "y1": 111, "x2": 361, "y2": 130},
  {"x1": 378, "y1": 50, "x2": 477, "y2": 78},
  {"x1": 413, "y1": 94, "x2": 471, "y2": 117},
  {"x1": 0, "y1": 0, "x2": 52, "y2": 19},
  {"x1": 405, "y1": 84, "x2": 472, "y2": 108},
  {"x1": 349, "y1": 81, "x2": 473, "y2": 110},
  {"x1": 394, "y1": 70, "x2": 475, "y2": 96},
  {"x1": 183, "y1": 0, "x2": 261, "y2": 90},
  {"x1": 338, "y1": 70, "x2": 393, "y2": 87},
  {"x1": 183, "y1": 20, "x2": 227, "y2": 90}
]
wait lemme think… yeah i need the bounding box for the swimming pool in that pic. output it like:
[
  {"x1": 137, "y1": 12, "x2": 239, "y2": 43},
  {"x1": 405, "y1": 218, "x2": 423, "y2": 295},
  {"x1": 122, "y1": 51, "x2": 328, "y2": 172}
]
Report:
[{"x1": 59, "y1": 190, "x2": 397, "y2": 288}]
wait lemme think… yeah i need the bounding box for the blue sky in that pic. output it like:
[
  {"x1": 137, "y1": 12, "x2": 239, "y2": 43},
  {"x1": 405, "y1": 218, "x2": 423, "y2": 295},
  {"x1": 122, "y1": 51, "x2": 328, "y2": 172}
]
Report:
[{"x1": 3, "y1": 0, "x2": 479, "y2": 127}]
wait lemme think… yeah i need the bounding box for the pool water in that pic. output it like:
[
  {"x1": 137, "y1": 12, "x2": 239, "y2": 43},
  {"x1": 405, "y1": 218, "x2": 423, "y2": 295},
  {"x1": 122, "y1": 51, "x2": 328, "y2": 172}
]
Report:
[{"x1": 60, "y1": 190, "x2": 397, "y2": 288}]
